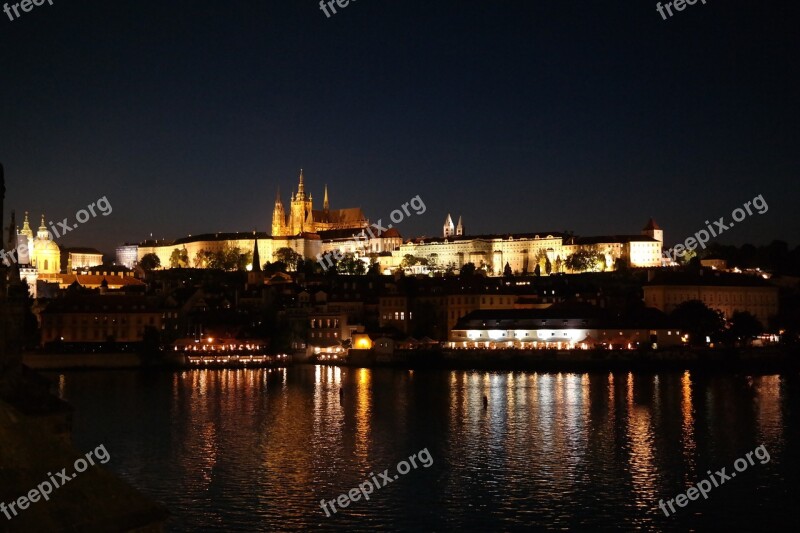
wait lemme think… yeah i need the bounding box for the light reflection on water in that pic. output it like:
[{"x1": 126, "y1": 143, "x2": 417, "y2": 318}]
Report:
[{"x1": 48, "y1": 368, "x2": 799, "y2": 531}]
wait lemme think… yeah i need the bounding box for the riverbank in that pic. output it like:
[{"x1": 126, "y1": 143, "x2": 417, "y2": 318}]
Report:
[
  {"x1": 23, "y1": 346, "x2": 800, "y2": 373},
  {"x1": 330, "y1": 346, "x2": 800, "y2": 373},
  {"x1": 22, "y1": 352, "x2": 294, "y2": 371}
]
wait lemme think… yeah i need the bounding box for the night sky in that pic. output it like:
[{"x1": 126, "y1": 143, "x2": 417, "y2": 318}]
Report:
[{"x1": 1, "y1": 0, "x2": 798, "y2": 255}]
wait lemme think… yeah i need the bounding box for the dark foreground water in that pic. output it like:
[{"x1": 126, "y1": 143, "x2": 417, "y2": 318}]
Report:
[{"x1": 46, "y1": 367, "x2": 799, "y2": 531}]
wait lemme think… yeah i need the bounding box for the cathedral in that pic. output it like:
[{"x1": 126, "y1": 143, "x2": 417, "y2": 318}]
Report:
[{"x1": 271, "y1": 170, "x2": 368, "y2": 236}]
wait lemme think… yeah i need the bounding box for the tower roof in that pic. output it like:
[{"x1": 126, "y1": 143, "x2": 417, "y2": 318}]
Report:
[
  {"x1": 20, "y1": 211, "x2": 33, "y2": 237},
  {"x1": 252, "y1": 234, "x2": 261, "y2": 272},
  {"x1": 444, "y1": 214, "x2": 454, "y2": 227},
  {"x1": 643, "y1": 218, "x2": 661, "y2": 231}
]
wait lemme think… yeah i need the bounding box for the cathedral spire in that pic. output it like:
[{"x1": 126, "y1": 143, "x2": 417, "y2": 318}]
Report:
[
  {"x1": 252, "y1": 233, "x2": 261, "y2": 272},
  {"x1": 443, "y1": 214, "x2": 455, "y2": 238},
  {"x1": 323, "y1": 184, "x2": 329, "y2": 212},
  {"x1": 297, "y1": 169, "x2": 305, "y2": 196}
]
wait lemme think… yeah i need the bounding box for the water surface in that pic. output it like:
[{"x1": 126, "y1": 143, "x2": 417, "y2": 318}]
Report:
[{"x1": 48, "y1": 367, "x2": 800, "y2": 531}]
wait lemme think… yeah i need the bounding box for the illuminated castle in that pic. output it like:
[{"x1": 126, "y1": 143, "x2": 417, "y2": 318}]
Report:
[{"x1": 271, "y1": 170, "x2": 368, "y2": 236}]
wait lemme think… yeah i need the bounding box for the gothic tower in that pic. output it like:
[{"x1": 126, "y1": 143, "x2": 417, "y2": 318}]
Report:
[
  {"x1": 642, "y1": 218, "x2": 663, "y2": 244},
  {"x1": 443, "y1": 214, "x2": 455, "y2": 238},
  {"x1": 17, "y1": 212, "x2": 33, "y2": 264},
  {"x1": 456, "y1": 216, "x2": 464, "y2": 237},
  {"x1": 271, "y1": 187, "x2": 287, "y2": 237},
  {"x1": 289, "y1": 169, "x2": 314, "y2": 234}
]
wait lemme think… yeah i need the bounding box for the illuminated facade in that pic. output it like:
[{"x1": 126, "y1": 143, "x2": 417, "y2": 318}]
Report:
[
  {"x1": 449, "y1": 306, "x2": 685, "y2": 349},
  {"x1": 137, "y1": 166, "x2": 663, "y2": 275},
  {"x1": 271, "y1": 170, "x2": 368, "y2": 236},
  {"x1": 30, "y1": 215, "x2": 61, "y2": 278},
  {"x1": 66, "y1": 248, "x2": 104, "y2": 270},
  {"x1": 40, "y1": 294, "x2": 163, "y2": 344},
  {"x1": 138, "y1": 232, "x2": 321, "y2": 271},
  {"x1": 116, "y1": 244, "x2": 139, "y2": 269},
  {"x1": 398, "y1": 219, "x2": 664, "y2": 274},
  {"x1": 644, "y1": 270, "x2": 779, "y2": 325}
]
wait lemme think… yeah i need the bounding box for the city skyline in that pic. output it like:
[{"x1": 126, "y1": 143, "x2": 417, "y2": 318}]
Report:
[{"x1": 1, "y1": 1, "x2": 798, "y2": 254}]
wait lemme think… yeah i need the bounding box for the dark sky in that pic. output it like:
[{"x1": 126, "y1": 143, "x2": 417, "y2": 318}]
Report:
[{"x1": 1, "y1": 0, "x2": 798, "y2": 255}]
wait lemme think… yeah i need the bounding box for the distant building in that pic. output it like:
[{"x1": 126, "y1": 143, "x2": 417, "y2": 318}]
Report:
[
  {"x1": 449, "y1": 303, "x2": 684, "y2": 349},
  {"x1": 57, "y1": 272, "x2": 144, "y2": 290},
  {"x1": 442, "y1": 214, "x2": 464, "y2": 238},
  {"x1": 29, "y1": 215, "x2": 61, "y2": 279},
  {"x1": 65, "y1": 248, "x2": 104, "y2": 270},
  {"x1": 644, "y1": 269, "x2": 779, "y2": 325},
  {"x1": 40, "y1": 294, "x2": 163, "y2": 345},
  {"x1": 115, "y1": 244, "x2": 139, "y2": 269},
  {"x1": 701, "y1": 258, "x2": 728, "y2": 270},
  {"x1": 129, "y1": 165, "x2": 663, "y2": 276}
]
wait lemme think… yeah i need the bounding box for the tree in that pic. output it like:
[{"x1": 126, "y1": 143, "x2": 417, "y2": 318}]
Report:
[
  {"x1": 534, "y1": 263, "x2": 541, "y2": 277},
  {"x1": 140, "y1": 253, "x2": 161, "y2": 271},
  {"x1": 460, "y1": 262, "x2": 476, "y2": 277},
  {"x1": 194, "y1": 250, "x2": 215, "y2": 269},
  {"x1": 237, "y1": 250, "x2": 253, "y2": 271},
  {"x1": 729, "y1": 311, "x2": 764, "y2": 346},
  {"x1": 427, "y1": 253, "x2": 439, "y2": 271},
  {"x1": 670, "y1": 300, "x2": 726, "y2": 345},
  {"x1": 401, "y1": 254, "x2": 427, "y2": 269},
  {"x1": 274, "y1": 247, "x2": 302, "y2": 271},
  {"x1": 545, "y1": 256, "x2": 552, "y2": 275},
  {"x1": 401, "y1": 254, "x2": 418, "y2": 268},
  {"x1": 503, "y1": 262, "x2": 513, "y2": 277},
  {"x1": 565, "y1": 247, "x2": 602, "y2": 273},
  {"x1": 264, "y1": 260, "x2": 288, "y2": 274},
  {"x1": 677, "y1": 249, "x2": 697, "y2": 265},
  {"x1": 169, "y1": 247, "x2": 189, "y2": 268},
  {"x1": 337, "y1": 252, "x2": 366, "y2": 275}
]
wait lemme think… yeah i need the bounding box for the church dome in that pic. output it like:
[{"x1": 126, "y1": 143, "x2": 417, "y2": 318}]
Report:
[{"x1": 35, "y1": 238, "x2": 60, "y2": 253}]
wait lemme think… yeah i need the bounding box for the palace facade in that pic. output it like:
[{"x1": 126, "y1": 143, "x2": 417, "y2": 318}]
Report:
[{"x1": 133, "y1": 169, "x2": 664, "y2": 274}]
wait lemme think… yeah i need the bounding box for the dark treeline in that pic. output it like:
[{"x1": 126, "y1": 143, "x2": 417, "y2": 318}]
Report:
[{"x1": 699, "y1": 241, "x2": 800, "y2": 275}]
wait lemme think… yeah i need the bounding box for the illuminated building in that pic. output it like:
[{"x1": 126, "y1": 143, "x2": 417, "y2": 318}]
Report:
[
  {"x1": 271, "y1": 170, "x2": 368, "y2": 236},
  {"x1": 644, "y1": 269, "x2": 779, "y2": 325},
  {"x1": 115, "y1": 244, "x2": 139, "y2": 269},
  {"x1": 65, "y1": 248, "x2": 104, "y2": 270},
  {"x1": 404, "y1": 218, "x2": 664, "y2": 274},
  {"x1": 135, "y1": 167, "x2": 663, "y2": 275},
  {"x1": 449, "y1": 304, "x2": 685, "y2": 349},
  {"x1": 30, "y1": 215, "x2": 61, "y2": 279},
  {"x1": 40, "y1": 294, "x2": 163, "y2": 344}
]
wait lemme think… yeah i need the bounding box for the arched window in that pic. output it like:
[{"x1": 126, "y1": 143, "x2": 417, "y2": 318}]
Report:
[{"x1": 44, "y1": 259, "x2": 49, "y2": 271}]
